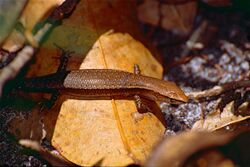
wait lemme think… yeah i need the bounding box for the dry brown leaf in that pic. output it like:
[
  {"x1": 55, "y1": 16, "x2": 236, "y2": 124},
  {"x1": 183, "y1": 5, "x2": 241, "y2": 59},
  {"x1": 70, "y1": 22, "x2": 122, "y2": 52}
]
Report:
[
  {"x1": 51, "y1": 31, "x2": 165, "y2": 166},
  {"x1": 137, "y1": 0, "x2": 160, "y2": 26},
  {"x1": 192, "y1": 101, "x2": 250, "y2": 131},
  {"x1": 185, "y1": 150, "x2": 235, "y2": 167},
  {"x1": 8, "y1": 106, "x2": 44, "y2": 141},
  {"x1": 137, "y1": 0, "x2": 197, "y2": 34},
  {"x1": 146, "y1": 130, "x2": 250, "y2": 167},
  {"x1": 145, "y1": 131, "x2": 235, "y2": 167},
  {"x1": 161, "y1": 1, "x2": 197, "y2": 33}
]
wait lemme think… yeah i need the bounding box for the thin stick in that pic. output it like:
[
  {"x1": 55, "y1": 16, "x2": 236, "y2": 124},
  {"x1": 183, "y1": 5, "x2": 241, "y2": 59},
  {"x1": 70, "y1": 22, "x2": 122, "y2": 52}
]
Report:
[{"x1": 187, "y1": 80, "x2": 250, "y2": 100}]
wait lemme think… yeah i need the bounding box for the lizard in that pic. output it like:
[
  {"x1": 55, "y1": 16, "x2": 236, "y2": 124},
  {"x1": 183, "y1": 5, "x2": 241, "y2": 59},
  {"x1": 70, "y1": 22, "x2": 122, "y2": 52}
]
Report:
[
  {"x1": 19, "y1": 68, "x2": 188, "y2": 105},
  {"x1": 13, "y1": 48, "x2": 188, "y2": 124},
  {"x1": 16, "y1": 47, "x2": 188, "y2": 111}
]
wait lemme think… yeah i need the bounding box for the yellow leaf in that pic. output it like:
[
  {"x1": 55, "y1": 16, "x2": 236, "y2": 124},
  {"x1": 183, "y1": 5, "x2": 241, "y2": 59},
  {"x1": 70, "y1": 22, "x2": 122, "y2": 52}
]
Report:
[{"x1": 51, "y1": 31, "x2": 165, "y2": 166}]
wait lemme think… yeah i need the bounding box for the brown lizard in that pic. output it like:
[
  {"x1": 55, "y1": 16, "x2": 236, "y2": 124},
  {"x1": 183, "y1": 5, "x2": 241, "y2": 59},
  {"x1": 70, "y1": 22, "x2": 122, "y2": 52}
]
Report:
[{"x1": 20, "y1": 69, "x2": 188, "y2": 104}]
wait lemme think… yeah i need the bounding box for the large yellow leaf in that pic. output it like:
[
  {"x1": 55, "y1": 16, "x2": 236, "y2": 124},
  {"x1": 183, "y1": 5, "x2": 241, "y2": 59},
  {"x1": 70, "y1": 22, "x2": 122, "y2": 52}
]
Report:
[
  {"x1": 51, "y1": 31, "x2": 165, "y2": 166},
  {"x1": 6, "y1": 1, "x2": 165, "y2": 166}
]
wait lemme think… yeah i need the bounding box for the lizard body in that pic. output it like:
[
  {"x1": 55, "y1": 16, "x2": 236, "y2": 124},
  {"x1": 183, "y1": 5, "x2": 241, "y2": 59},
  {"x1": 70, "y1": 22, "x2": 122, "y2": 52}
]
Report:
[{"x1": 20, "y1": 69, "x2": 188, "y2": 104}]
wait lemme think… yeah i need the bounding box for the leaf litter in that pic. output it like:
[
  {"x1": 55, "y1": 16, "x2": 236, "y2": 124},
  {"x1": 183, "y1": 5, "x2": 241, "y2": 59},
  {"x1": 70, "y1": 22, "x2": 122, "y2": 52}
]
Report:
[{"x1": 1, "y1": 0, "x2": 250, "y2": 166}]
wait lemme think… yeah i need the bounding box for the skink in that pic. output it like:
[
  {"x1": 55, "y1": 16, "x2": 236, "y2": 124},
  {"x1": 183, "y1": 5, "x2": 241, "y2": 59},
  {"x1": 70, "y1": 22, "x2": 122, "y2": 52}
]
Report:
[{"x1": 20, "y1": 69, "x2": 188, "y2": 104}]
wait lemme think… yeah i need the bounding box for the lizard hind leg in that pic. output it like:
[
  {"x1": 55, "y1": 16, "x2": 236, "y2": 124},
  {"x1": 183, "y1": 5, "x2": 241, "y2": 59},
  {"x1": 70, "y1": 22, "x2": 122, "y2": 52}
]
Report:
[
  {"x1": 133, "y1": 95, "x2": 166, "y2": 126},
  {"x1": 132, "y1": 64, "x2": 145, "y2": 121},
  {"x1": 133, "y1": 64, "x2": 141, "y2": 75}
]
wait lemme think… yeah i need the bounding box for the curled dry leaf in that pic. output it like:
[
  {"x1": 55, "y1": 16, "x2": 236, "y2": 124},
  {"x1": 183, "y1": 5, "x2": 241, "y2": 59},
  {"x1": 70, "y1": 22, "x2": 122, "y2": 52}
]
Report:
[
  {"x1": 146, "y1": 130, "x2": 250, "y2": 167},
  {"x1": 51, "y1": 31, "x2": 165, "y2": 166},
  {"x1": 145, "y1": 131, "x2": 235, "y2": 167},
  {"x1": 192, "y1": 101, "x2": 250, "y2": 131}
]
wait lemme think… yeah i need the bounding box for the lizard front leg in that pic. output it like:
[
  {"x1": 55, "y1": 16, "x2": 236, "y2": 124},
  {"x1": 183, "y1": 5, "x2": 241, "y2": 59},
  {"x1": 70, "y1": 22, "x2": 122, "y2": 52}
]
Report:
[
  {"x1": 132, "y1": 64, "x2": 151, "y2": 121},
  {"x1": 42, "y1": 46, "x2": 72, "y2": 109},
  {"x1": 132, "y1": 64, "x2": 166, "y2": 126}
]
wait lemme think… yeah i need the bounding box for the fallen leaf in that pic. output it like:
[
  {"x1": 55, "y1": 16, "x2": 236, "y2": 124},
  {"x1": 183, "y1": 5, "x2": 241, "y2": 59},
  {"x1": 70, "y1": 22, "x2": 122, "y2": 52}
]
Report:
[
  {"x1": 146, "y1": 130, "x2": 250, "y2": 167},
  {"x1": 186, "y1": 150, "x2": 235, "y2": 167},
  {"x1": 51, "y1": 31, "x2": 165, "y2": 166},
  {"x1": 145, "y1": 131, "x2": 235, "y2": 167},
  {"x1": 216, "y1": 117, "x2": 250, "y2": 133},
  {"x1": 192, "y1": 101, "x2": 250, "y2": 131},
  {"x1": 137, "y1": 0, "x2": 197, "y2": 34},
  {"x1": 161, "y1": 1, "x2": 197, "y2": 34},
  {"x1": 8, "y1": 106, "x2": 44, "y2": 141},
  {"x1": 137, "y1": 0, "x2": 160, "y2": 26}
]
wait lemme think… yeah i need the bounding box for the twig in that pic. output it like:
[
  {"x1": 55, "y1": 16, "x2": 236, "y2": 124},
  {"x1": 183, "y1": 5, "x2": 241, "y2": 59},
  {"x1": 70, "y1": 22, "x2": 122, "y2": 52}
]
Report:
[
  {"x1": 187, "y1": 80, "x2": 250, "y2": 100},
  {"x1": 0, "y1": 0, "x2": 79, "y2": 97},
  {"x1": 180, "y1": 21, "x2": 207, "y2": 57}
]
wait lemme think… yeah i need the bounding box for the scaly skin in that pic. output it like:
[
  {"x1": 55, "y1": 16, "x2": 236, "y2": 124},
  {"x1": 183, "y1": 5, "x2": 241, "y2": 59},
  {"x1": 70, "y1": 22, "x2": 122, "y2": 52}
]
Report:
[{"x1": 21, "y1": 69, "x2": 188, "y2": 104}]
